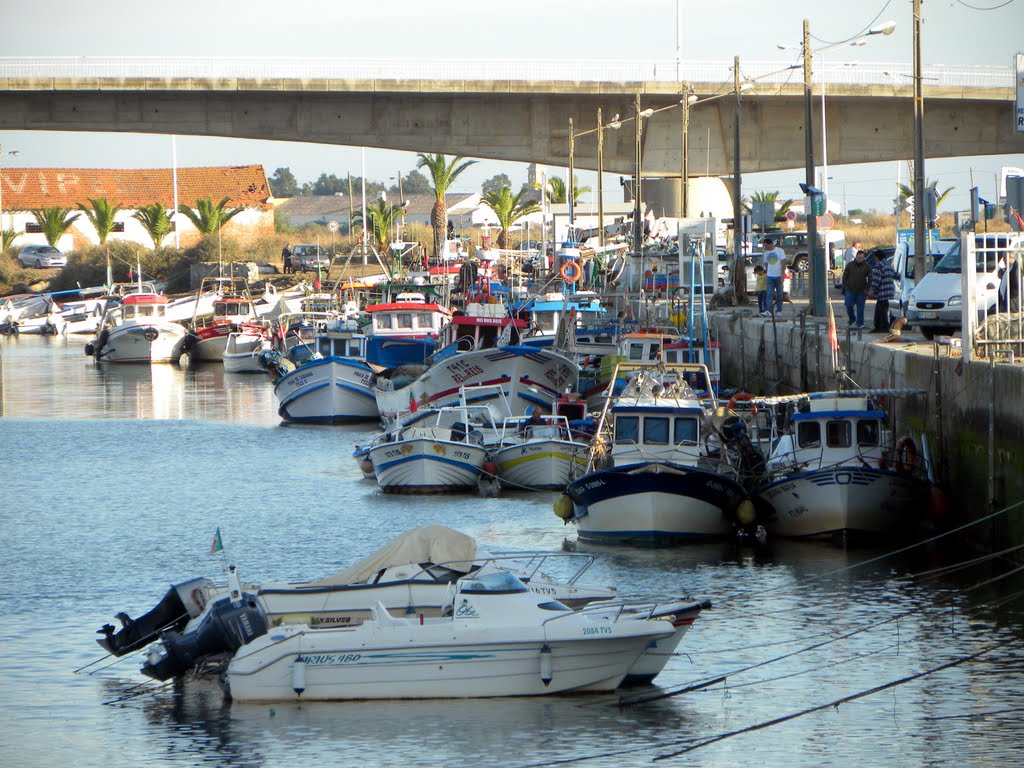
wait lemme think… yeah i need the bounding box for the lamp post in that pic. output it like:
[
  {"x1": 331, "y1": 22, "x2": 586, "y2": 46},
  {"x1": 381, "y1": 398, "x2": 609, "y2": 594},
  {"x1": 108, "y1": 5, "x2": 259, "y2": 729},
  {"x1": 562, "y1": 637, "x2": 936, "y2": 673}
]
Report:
[
  {"x1": 912, "y1": 0, "x2": 927, "y2": 283},
  {"x1": 567, "y1": 110, "x2": 622, "y2": 250},
  {"x1": 0, "y1": 145, "x2": 21, "y2": 239},
  {"x1": 568, "y1": 116, "x2": 575, "y2": 237},
  {"x1": 732, "y1": 55, "x2": 744, "y2": 303},
  {"x1": 633, "y1": 95, "x2": 655, "y2": 255}
]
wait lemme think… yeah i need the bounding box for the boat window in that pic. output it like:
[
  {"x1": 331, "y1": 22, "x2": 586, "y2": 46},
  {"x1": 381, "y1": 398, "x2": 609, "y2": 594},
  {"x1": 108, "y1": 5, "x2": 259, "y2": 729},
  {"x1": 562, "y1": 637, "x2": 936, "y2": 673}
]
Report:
[
  {"x1": 797, "y1": 421, "x2": 821, "y2": 448},
  {"x1": 377, "y1": 314, "x2": 393, "y2": 330},
  {"x1": 614, "y1": 415, "x2": 640, "y2": 444},
  {"x1": 458, "y1": 571, "x2": 529, "y2": 594},
  {"x1": 664, "y1": 349, "x2": 678, "y2": 363},
  {"x1": 857, "y1": 420, "x2": 880, "y2": 446},
  {"x1": 397, "y1": 313, "x2": 413, "y2": 328},
  {"x1": 644, "y1": 417, "x2": 670, "y2": 445},
  {"x1": 627, "y1": 343, "x2": 644, "y2": 361},
  {"x1": 648, "y1": 344, "x2": 661, "y2": 361},
  {"x1": 674, "y1": 417, "x2": 699, "y2": 444},
  {"x1": 347, "y1": 340, "x2": 363, "y2": 357},
  {"x1": 215, "y1": 304, "x2": 228, "y2": 317},
  {"x1": 318, "y1": 338, "x2": 333, "y2": 357},
  {"x1": 826, "y1": 420, "x2": 852, "y2": 448}
]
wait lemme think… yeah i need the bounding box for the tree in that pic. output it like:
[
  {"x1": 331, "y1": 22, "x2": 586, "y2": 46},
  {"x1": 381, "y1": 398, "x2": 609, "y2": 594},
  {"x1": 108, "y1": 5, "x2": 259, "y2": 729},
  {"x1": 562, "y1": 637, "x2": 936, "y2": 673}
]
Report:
[
  {"x1": 742, "y1": 190, "x2": 794, "y2": 222},
  {"x1": 78, "y1": 198, "x2": 122, "y2": 246},
  {"x1": 397, "y1": 170, "x2": 431, "y2": 195},
  {"x1": 480, "y1": 187, "x2": 540, "y2": 249},
  {"x1": 311, "y1": 173, "x2": 347, "y2": 196},
  {"x1": 352, "y1": 200, "x2": 403, "y2": 256},
  {"x1": 133, "y1": 202, "x2": 175, "y2": 249},
  {"x1": 177, "y1": 197, "x2": 245, "y2": 237},
  {"x1": 1, "y1": 228, "x2": 18, "y2": 255},
  {"x1": 268, "y1": 167, "x2": 299, "y2": 198},
  {"x1": 897, "y1": 180, "x2": 954, "y2": 209},
  {"x1": 31, "y1": 206, "x2": 81, "y2": 247},
  {"x1": 482, "y1": 174, "x2": 512, "y2": 196},
  {"x1": 536, "y1": 175, "x2": 591, "y2": 206},
  {"x1": 416, "y1": 153, "x2": 477, "y2": 258}
]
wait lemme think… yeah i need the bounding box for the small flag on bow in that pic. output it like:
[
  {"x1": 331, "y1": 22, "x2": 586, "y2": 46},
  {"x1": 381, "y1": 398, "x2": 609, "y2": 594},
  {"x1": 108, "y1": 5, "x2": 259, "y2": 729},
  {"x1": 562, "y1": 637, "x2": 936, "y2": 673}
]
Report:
[{"x1": 209, "y1": 527, "x2": 224, "y2": 555}]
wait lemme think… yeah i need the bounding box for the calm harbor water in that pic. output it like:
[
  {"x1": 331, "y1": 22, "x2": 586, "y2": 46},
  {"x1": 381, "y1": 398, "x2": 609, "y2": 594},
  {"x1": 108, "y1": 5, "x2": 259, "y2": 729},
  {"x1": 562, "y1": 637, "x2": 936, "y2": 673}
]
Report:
[{"x1": 3, "y1": 333, "x2": 1024, "y2": 767}]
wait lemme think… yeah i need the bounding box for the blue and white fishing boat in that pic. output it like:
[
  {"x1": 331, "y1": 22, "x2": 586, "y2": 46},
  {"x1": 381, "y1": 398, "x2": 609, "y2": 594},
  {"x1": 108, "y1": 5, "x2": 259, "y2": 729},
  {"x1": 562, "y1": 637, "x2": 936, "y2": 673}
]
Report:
[
  {"x1": 559, "y1": 364, "x2": 759, "y2": 544},
  {"x1": 757, "y1": 391, "x2": 933, "y2": 540},
  {"x1": 263, "y1": 317, "x2": 378, "y2": 424}
]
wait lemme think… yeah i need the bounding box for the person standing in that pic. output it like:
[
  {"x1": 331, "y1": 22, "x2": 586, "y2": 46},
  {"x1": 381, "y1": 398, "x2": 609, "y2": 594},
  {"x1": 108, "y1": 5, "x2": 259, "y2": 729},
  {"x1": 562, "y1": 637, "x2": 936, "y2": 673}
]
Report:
[
  {"x1": 753, "y1": 265, "x2": 768, "y2": 316},
  {"x1": 868, "y1": 250, "x2": 899, "y2": 332},
  {"x1": 281, "y1": 245, "x2": 292, "y2": 274},
  {"x1": 842, "y1": 240, "x2": 861, "y2": 269},
  {"x1": 762, "y1": 238, "x2": 787, "y2": 315},
  {"x1": 997, "y1": 252, "x2": 1020, "y2": 313},
  {"x1": 842, "y1": 250, "x2": 873, "y2": 329}
]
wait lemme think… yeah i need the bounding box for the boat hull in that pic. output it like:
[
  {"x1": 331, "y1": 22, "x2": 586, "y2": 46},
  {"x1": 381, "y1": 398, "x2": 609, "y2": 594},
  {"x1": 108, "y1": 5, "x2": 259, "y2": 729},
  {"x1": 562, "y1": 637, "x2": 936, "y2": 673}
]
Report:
[
  {"x1": 760, "y1": 466, "x2": 929, "y2": 539},
  {"x1": 369, "y1": 437, "x2": 488, "y2": 493},
  {"x1": 374, "y1": 345, "x2": 578, "y2": 425},
  {"x1": 491, "y1": 439, "x2": 590, "y2": 491},
  {"x1": 223, "y1": 332, "x2": 270, "y2": 373},
  {"x1": 95, "y1": 323, "x2": 187, "y2": 364},
  {"x1": 567, "y1": 462, "x2": 747, "y2": 543},
  {"x1": 275, "y1": 356, "x2": 378, "y2": 423}
]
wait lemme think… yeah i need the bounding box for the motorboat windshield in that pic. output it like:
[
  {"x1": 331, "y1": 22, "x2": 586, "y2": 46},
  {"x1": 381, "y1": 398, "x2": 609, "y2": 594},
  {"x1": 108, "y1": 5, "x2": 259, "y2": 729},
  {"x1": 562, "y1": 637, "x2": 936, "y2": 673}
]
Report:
[{"x1": 458, "y1": 571, "x2": 531, "y2": 594}]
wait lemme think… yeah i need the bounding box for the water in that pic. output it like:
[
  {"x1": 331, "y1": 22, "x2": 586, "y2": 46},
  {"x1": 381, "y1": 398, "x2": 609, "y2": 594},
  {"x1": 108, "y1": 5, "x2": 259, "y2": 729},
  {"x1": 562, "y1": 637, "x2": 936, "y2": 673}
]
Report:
[{"x1": 3, "y1": 334, "x2": 1024, "y2": 767}]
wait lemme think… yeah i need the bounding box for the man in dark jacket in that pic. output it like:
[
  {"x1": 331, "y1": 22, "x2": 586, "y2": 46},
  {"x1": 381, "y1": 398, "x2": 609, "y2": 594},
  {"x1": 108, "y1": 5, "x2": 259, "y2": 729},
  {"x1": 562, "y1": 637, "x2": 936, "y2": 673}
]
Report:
[
  {"x1": 997, "y1": 252, "x2": 1019, "y2": 313},
  {"x1": 841, "y1": 250, "x2": 873, "y2": 328},
  {"x1": 868, "y1": 250, "x2": 900, "y2": 332}
]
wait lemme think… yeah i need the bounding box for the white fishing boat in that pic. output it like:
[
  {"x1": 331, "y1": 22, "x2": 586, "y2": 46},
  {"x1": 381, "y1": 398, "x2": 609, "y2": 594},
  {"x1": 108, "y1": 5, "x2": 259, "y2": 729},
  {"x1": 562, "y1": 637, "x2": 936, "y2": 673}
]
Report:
[
  {"x1": 84, "y1": 293, "x2": 188, "y2": 364},
  {"x1": 222, "y1": 326, "x2": 273, "y2": 373},
  {"x1": 265, "y1": 317, "x2": 378, "y2": 423},
  {"x1": 559, "y1": 364, "x2": 763, "y2": 544},
  {"x1": 186, "y1": 294, "x2": 263, "y2": 362},
  {"x1": 489, "y1": 411, "x2": 591, "y2": 491},
  {"x1": 373, "y1": 301, "x2": 579, "y2": 426},
  {"x1": 223, "y1": 570, "x2": 673, "y2": 701},
  {"x1": 757, "y1": 391, "x2": 932, "y2": 540},
  {"x1": 0, "y1": 294, "x2": 66, "y2": 335}
]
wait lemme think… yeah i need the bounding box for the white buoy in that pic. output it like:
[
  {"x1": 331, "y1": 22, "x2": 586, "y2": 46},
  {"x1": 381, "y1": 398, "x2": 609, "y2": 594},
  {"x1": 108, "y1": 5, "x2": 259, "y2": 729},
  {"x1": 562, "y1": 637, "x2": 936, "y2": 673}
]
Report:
[
  {"x1": 539, "y1": 644, "x2": 552, "y2": 686},
  {"x1": 292, "y1": 656, "x2": 306, "y2": 696}
]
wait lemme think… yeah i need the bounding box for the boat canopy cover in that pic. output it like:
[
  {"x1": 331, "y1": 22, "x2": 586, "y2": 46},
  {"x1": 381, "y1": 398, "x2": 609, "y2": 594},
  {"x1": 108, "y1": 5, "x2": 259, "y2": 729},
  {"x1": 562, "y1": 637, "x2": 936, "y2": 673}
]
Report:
[{"x1": 308, "y1": 525, "x2": 478, "y2": 587}]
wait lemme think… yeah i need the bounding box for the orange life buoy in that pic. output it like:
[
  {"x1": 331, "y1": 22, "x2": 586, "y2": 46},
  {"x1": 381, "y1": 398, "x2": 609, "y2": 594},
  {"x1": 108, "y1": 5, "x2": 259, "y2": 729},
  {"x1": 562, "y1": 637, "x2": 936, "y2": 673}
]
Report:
[
  {"x1": 560, "y1": 261, "x2": 582, "y2": 283},
  {"x1": 895, "y1": 436, "x2": 917, "y2": 474},
  {"x1": 727, "y1": 392, "x2": 758, "y2": 417}
]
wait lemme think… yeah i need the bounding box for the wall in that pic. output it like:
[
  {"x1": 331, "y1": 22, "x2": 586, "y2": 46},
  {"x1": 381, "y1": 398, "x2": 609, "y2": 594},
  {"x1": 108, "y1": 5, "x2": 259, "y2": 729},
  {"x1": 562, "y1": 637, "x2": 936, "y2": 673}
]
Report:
[{"x1": 711, "y1": 311, "x2": 1024, "y2": 547}]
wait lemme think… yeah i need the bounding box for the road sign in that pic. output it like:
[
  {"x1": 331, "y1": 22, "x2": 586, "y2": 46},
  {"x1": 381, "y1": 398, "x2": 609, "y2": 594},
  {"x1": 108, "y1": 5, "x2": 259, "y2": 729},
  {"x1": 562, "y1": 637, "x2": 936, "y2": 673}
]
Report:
[
  {"x1": 785, "y1": 210, "x2": 797, "y2": 222},
  {"x1": 327, "y1": 220, "x2": 339, "y2": 232},
  {"x1": 817, "y1": 213, "x2": 834, "y2": 230}
]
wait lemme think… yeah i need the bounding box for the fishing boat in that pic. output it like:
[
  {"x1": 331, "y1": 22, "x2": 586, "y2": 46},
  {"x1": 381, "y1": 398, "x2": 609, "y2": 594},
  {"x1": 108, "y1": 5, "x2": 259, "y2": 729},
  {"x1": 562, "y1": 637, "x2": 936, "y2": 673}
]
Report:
[
  {"x1": 362, "y1": 292, "x2": 450, "y2": 368},
  {"x1": 185, "y1": 294, "x2": 263, "y2": 362},
  {"x1": 558, "y1": 364, "x2": 761, "y2": 544},
  {"x1": 222, "y1": 570, "x2": 673, "y2": 701},
  {"x1": 489, "y1": 411, "x2": 591, "y2": 491},
  {"x1": 756, "y1": 391, "x2": 933, "y2": 540},
  {"x1": 222, "y1": 326, "x2": 274, "y2": 373},
  {"x1": 84, "y1": 294, "x2": 188, "y2": 364},
  {"x1": 264, "y1": 317, "x2": 378, "y2": 424}
]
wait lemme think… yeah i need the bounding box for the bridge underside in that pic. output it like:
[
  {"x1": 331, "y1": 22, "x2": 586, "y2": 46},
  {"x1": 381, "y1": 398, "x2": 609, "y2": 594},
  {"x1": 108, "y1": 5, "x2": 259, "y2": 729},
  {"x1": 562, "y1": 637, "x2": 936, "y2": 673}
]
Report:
[{"x1": 0, "y1": 87, "x2": 1020, "y2": 176}]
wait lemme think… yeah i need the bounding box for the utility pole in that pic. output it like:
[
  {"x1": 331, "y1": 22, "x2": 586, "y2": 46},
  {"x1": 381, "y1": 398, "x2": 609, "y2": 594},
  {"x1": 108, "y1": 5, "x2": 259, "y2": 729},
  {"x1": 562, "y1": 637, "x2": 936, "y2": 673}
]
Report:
[
  {"x1": 803, "y1": 19, "x2": 824, "y2": 316},
  {"x1": 633, "y1": 94, "x2": 643, "y2": 255},
  {"x1": 597, "y1": 108, "x2": 605, "y2": 247},
  {"x1": 732, "y1": 54, "x2": 746, "y2": 303},
  {"x1": 912, "y1": 0, "x2": 928, "y2": 282}
]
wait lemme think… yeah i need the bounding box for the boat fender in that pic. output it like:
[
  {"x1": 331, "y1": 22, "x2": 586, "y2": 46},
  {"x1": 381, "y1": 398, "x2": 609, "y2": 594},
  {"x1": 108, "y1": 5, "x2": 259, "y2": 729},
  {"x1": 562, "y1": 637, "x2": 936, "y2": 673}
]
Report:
[
  {"x1": 735, "y1": 499, "x2": 756, "y2": 526},
  {"x1": 553, "y1": 494, "x2": 574, "y2": 522},
  {"x1": 360, "y1": 458, "x2": 374, "y2": 475},
  {"x1": 895, "y1": 436, "x2": 917, "y2": 474},
  {"x1": 84, "y1": 343, "x2": 95, "y2": 356},
  {"x1": 539, "y1": 643, "x2": 553, "y2": 686},
  {"x1": 143, "y1": 327, "x2": 159, "y2": 342},
  {"x1": 482, "y1": 460, "x2": 498, "y2": 477},
  {"x1": 9, "y1": 321, "x2": 18, "y2": 336},
  {"x1": 292, "y1": 655, "x2": 306, "y2": 696}
]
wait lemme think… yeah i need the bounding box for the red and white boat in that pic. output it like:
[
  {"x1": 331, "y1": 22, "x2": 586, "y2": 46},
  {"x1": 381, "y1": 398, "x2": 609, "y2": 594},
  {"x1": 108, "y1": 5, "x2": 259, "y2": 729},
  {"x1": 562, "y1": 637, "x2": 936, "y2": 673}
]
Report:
[
  {"x1": 187, "y1": 295, "x2": 264, "y2": 362},
  {"x1": 85, "y1": 294, "x2": 188, "y2": 364}
]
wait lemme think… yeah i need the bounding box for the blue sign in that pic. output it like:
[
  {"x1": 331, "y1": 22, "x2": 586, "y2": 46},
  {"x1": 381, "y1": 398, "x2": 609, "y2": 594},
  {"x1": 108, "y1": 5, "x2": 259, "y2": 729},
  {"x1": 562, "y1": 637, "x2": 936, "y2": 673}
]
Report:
[{"x1": 897, "y1": 228, "x2": 940, "y2": 245}]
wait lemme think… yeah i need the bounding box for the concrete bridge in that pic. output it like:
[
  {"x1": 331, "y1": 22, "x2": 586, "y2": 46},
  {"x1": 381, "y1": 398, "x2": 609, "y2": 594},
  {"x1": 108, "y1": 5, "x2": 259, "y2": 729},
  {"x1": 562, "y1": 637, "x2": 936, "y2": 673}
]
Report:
[{"x1": 1, "y1": 57, "x2": 1019, "y2": 182}]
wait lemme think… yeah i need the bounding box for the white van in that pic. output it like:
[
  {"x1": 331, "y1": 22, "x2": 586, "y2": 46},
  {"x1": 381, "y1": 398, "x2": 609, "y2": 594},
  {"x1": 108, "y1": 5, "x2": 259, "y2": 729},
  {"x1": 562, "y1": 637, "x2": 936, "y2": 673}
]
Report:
[
  {"x1": 905, "y1": 233, "x2": 1024, "y2": 339},
  {"x1": 887, "y1": 237, "x2": 957, "y2": 326}
]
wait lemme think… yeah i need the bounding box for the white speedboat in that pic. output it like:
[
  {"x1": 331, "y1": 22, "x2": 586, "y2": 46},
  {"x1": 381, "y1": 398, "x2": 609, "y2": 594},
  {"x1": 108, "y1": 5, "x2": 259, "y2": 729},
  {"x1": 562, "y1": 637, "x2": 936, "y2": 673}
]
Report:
[
  {"x1": 757, "y1": 391, "x2": 932, "y2": 540},
  {"x1": 223, "y1": 326, "x2": 273, "y2": 373},
  {"x1": 489, "y1": 413, "x2": 591, "y2": 491},
  {"x1": 223, "y1": 571, "x2": 673, "y2": 701},
  {"x1": 84, "y1": 294, "x2": 188, "y2": 364},
  {"x1": 560, "y1": 364, "x2": 763, "y2": 544}
]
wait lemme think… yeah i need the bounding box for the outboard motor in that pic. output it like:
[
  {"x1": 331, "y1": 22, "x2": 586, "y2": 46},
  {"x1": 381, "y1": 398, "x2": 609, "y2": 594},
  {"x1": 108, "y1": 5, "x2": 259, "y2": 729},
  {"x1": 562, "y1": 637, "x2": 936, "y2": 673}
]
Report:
[
  {"x1": 140, "y1": 591, "x2": 269, "y2": 681},
  {"x1": 255, "y1": 348, "x2": 295, "y2": 380},
  {"x1": 97, "y1": 576, "x2": 213, "y2": 656}
]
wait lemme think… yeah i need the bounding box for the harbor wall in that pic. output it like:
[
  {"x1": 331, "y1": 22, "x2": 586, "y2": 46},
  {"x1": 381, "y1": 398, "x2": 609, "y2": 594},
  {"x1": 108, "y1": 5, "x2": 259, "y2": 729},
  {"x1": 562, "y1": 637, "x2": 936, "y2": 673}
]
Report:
[{"x1": 709, "y1": 311, "x2": 1024, "y2": 547}]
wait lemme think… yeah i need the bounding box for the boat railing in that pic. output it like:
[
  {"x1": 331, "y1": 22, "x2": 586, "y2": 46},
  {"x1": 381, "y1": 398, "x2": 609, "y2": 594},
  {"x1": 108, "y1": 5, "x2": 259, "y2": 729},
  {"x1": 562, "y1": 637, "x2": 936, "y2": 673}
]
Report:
[{"x1": 405, "y1": 551, "x2": 601, "y2": 589}]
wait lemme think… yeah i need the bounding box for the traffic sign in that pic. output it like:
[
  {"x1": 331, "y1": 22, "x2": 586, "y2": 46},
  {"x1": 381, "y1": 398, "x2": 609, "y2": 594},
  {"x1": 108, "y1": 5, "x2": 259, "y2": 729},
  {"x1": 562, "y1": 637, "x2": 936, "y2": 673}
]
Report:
[
  {"x1": 785, "y1": 210, "x2": 797, "y2": 222},
  {"x1": 327, "y1": 220, "x2": 339, "y2": 232},
  {"x1": 817, "y1": 213, "x2": 835, "y2": 230}
]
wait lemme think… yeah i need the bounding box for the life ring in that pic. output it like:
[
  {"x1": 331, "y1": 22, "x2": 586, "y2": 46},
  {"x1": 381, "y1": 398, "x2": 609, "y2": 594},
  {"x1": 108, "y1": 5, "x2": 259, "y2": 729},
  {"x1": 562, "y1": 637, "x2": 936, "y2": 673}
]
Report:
[
  {"x1": 143, "y1": 327, "x2": 159, "y2": 342},
  {"x1": 559, "y1": 261, "x2": 582, "y2": 283},
  {"x1": 895, "y1": 436, "x2": 917, "y2": 474},
  {"x1": 727, "y1": 392, "x2": 758, "y2": 417}
]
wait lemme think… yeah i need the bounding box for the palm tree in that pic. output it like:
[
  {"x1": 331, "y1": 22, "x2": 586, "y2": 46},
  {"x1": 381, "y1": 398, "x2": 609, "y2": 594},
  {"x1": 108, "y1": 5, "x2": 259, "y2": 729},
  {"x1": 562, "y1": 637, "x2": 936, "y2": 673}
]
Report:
[
  {"x1": 78, "y1": 197, "x2": 122, "y2": 245},
  {"x1": 415, "y1": 153, "x2": 477, "y2": 259},
  {"x1": 352, "y1": 200, "x2": 403, "y2": 256},
  {"x1": 897, "y1": 180, "x2": 954, "y2": 208},
  {"x1": 480, "y1": 187, "x2": 540, "y2": 249},
  {"x1": 536, "y1": 175, "x2": 591, "y2": 206},
  {"x1": 31, "y1": 206, "x2": 81, "y2": 247},
  {"x1": 177, "y1": 196, "x2": 245, "y2": 237},
  {"x1": 742, "y1": 190, "x2": 794, "y2": 222},
  {"x1": 1, "y1": 228, "x2": 17, "y2": 255},
  {"x1": 133, "y1": 202, "x2": 175, "y2": 249}
]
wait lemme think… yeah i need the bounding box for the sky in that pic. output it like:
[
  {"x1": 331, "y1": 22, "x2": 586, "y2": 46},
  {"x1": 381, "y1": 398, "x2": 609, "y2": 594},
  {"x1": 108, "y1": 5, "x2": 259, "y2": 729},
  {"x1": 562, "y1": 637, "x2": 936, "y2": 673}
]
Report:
[{"x1": 1, "y1": 0, "x2": 1022, "y2": 215}]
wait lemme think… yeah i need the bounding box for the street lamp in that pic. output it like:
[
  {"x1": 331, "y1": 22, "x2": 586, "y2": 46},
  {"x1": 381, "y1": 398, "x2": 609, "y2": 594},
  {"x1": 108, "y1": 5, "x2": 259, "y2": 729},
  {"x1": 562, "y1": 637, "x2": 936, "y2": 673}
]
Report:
[
  {"x1": 0, "y1": 145, "x2": 21, "y2": 238},
  {"x1": 567, "y1": 110, "x2": 622, "y2": 248},
  {"x1": 633, "y1": 96, "x2": 655, "y2": 254}
]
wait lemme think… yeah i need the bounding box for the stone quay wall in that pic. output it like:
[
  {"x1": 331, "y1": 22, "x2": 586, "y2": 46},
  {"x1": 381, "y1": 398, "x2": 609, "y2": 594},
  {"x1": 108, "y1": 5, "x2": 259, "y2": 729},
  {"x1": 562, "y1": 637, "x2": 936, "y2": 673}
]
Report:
[{"x1": 709, "y1": 311, "x2": 1024, "y2": 547}]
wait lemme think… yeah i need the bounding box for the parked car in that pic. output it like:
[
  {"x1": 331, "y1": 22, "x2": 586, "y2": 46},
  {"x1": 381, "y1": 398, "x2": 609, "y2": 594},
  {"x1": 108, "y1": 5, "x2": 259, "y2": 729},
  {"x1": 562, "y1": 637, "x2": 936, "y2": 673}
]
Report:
[
  {"x1": 289, "y1": 244, "x2": 331, "y2": 272},
  {"x1": 18, "y1": 245, "x2": 67, "y2": 269}
]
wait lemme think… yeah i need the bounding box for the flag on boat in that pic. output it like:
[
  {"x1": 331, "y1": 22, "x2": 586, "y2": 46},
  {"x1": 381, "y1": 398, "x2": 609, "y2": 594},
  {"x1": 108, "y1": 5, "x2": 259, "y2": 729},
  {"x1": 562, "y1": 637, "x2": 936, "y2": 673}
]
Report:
[
  {"x1": 409, "y1": 390, "x2": 418, "y2": 413},
  {"x1": 827, "y1": 300, "x2": 839, "y2": 353},
  {"x1": 209, "y1": 527, "x2": 223, "y2": 555}
]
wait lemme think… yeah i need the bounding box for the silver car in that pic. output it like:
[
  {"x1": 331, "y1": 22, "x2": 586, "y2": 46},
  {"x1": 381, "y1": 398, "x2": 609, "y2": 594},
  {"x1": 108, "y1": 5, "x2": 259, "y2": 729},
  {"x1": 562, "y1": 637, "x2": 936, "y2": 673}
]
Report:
[{"x1": 18, "y1": 245, "x2": 67, "y2": 269}]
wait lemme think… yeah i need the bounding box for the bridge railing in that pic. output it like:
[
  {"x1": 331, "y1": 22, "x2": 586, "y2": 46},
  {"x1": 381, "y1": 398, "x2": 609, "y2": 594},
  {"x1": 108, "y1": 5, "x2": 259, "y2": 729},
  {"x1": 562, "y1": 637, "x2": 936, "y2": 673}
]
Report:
[{"x1": 0, "y1": 57, "x2": 1012, "y2": 89}]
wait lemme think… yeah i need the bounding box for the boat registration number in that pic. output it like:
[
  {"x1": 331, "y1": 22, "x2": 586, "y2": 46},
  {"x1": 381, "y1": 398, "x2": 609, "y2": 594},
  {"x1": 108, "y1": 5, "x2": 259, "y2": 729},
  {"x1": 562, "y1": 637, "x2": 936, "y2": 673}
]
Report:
[{"x1": 583, "y1": 626, "x2": 613, "y2": 635}]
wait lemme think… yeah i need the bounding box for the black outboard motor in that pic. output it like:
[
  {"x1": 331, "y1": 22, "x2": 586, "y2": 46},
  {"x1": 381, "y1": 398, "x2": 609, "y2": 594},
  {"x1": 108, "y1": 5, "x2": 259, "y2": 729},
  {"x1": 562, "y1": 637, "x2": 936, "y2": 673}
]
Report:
[
  {"x1": 141, "y1": 591, "x2": 269, "y2": 681},
  {"x1": 97, "y1": 577, "x2": 213, "y2": 656}
]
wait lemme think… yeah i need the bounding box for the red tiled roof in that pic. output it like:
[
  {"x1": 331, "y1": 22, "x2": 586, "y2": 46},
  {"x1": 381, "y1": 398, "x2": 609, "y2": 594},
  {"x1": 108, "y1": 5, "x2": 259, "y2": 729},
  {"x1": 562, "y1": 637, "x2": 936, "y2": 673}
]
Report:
[{"x1": 0, "y1": 165, "x2": 271, "y2": 211}]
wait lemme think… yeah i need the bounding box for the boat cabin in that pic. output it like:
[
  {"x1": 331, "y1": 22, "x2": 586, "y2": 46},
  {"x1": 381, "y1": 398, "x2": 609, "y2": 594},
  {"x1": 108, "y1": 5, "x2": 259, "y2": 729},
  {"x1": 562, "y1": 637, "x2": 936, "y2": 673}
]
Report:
[
  {"x1": 105, "y1": 293, "x2": 169, "y2": 326},
  {"x1": 363, "y1": 300, "x2": 451, "y2": 339},
  {"x1": 212, "y1": 297, "x2": 256, "y2": 321},
  {"x1": 436, "y1": 302, "x2": 528, "y2": 354},
  {"x1": 610, "y1": 401, "x2": 705, "y2": 467},
  {"x1": 768, "y1": 396, "x2": 887, "y2": 470}
]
